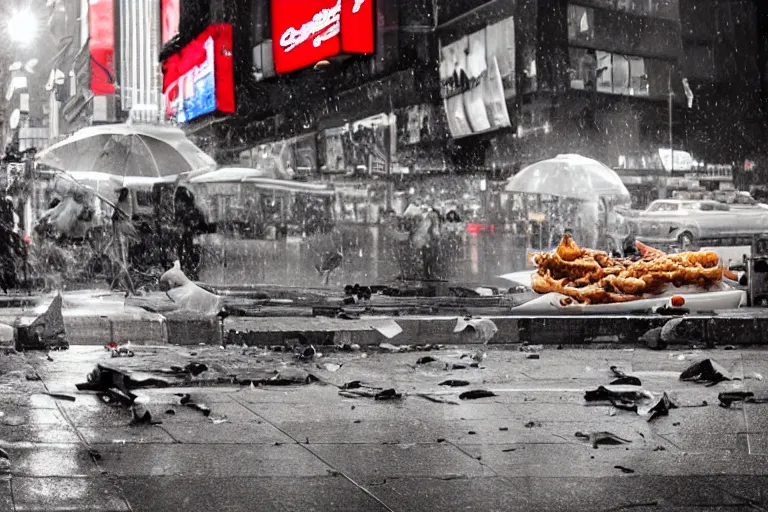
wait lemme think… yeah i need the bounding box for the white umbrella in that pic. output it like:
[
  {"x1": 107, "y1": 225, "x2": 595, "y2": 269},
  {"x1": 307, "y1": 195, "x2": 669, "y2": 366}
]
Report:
[
  {"x1": 37, "y1": 123, "x2": 216, "y2": 181},
  {"x1": 505, "y1": 154, "x2": 630, "y2": 203}
]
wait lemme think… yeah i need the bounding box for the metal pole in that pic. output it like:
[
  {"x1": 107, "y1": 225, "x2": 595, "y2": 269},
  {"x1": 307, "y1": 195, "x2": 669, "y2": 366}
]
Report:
[{"x1": 668, "y1": 67, "x2": 674, "y2": 173}]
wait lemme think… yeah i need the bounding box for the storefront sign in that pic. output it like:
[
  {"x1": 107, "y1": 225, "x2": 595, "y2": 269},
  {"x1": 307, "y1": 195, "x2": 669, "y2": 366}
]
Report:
[
  {"x1": 439, "y1": 17, "x2": 514, "y2": 139},
  {"x1": 322, "y1": 113, "x2": 394, "y2": 174},
  {"x1": 161, "y1": 0, "x2": 180, "y2": 45},
  {"x1": 270, "y1": 0, "x2": 375, "y2": 74},
  {"x1": 162, "y1": 24, "x2": 235, "y2": 123},
  {"x1": 88, "y1": 0, "x2": 115, "y2": 95},
  {"x1": 658, "y1": 148, "x2": 694, "y2": 172}
]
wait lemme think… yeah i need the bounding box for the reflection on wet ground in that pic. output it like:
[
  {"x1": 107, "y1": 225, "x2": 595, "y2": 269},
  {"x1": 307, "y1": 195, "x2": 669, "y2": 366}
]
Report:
[
  {"x1": 198, "y1": 226, "x2": 528, "y2": 288},
  {"x1": 3, "y1": 345, "x2": 768, "y2": 510}
]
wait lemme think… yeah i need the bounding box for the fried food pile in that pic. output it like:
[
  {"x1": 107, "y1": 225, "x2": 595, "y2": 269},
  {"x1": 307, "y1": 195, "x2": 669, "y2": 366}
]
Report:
[{"x1": 531, "y1": 234, "x2": 733, "y2": 305}]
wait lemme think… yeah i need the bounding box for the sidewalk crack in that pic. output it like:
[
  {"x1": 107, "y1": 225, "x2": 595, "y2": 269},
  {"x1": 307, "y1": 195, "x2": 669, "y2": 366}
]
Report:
[{"x1": 232, "y1": 394, "x2": 397, "y2": 512}]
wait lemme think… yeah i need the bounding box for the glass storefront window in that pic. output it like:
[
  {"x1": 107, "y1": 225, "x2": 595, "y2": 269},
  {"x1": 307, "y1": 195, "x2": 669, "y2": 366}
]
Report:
[
  {"x1": 569, "y1": 0, "x2": 679, "y2": 21},
  {"x1": 568, "y1": 47, "x2": 597, "y2": 90}
]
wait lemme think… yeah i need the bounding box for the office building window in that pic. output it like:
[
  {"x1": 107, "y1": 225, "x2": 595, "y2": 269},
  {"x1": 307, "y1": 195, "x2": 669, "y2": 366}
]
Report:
[
  {"x1": 568, "y1": 5, "x2": 594, "y2": 44},
  {"x1": 570, "y1": 0, "x2": 679, "y2": 21},
  {"x1": 569, "y1": 47, "x2": 663, "y2": 98}
]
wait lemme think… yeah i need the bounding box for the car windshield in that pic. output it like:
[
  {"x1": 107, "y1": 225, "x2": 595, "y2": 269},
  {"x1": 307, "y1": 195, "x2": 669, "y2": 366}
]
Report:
[{"x1": 648, "y1": 202, "x2": 678, "y2": 212}]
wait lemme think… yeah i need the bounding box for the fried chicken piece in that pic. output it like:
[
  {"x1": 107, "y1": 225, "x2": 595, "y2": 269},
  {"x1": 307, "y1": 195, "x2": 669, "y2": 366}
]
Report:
[{"x1": 556, "y1": 233, "x2": 584, "y2": 261}]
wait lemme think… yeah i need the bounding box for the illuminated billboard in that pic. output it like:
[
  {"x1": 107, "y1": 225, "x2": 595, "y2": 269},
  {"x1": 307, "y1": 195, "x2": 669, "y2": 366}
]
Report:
[
  {"x1": 270, "y1": 0, "x2": 375, "y2": 74},
  {"x1": 162, "y1": 24, "x2": 235, "y2": 123}
]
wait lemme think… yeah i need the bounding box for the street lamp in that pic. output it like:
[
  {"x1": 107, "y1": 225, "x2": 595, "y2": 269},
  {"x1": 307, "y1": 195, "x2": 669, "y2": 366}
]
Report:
[{"x1": 7, "y1": 9, "x2": 38, "y2": 46}]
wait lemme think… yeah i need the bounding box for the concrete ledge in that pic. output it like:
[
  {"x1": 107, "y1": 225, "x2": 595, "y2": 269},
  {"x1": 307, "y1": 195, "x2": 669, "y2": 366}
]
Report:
[{"x1": 31, "y1": 307, "x2": 768, "y2": 347}]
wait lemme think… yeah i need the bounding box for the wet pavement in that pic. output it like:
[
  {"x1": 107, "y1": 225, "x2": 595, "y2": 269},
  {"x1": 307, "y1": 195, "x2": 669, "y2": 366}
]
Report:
[{"x1": 2, "y1": 345, "x2": 768, "y2": 511}]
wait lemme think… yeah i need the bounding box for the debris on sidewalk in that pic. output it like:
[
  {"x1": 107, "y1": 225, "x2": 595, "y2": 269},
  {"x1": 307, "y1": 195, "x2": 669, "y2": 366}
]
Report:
[
  {"x1": 440, "y1": 379, "x2": 470, "y2": 387},
  {"x1": 416, "y1": 356, "x2": 439, "y2": 365},
  {"x1": 614, "y1": 465, "x2": 635, "y2": 474},
  {"x1": 416, "y1": 393, "x2": 460, "y2": 405},
  {"x1": 609, "y1": 366, "x2": 641, "y2": 386},
  {"x1": 584, "y1": 385, "x2": 676, "y2": 421},
  {"x1": 575, "y1": 431, "x2": 631, "y2": 449},
  {"x1": 453, "y1": 317, "x2": 498, "y2": 344},
  {"x1": 459, "y1": 389, "x2": 497, "y2": 400},
  {"x1": 76, "y1": 364, "x2": 172, "y2": 406},
  {"x1": 679, "y1": 359, "x2": 732, "y2": 386},
  {"x1": 16, "y1": 293, "x2": 69, "y2": 351},
  {"x1": 526, "y1": 353, "x2": 540, "y2": 360},
  {"x1": 43, "y1": 392, "x2": 76, "y2": 402},
  {"x1": 718, "y1": 391, "x2": 757, "y2": 408},
  {"x1": 338, "y1": 386, "x2": 403, "y2": 401},
  {"x1": 637, "y1": 392, "x2": 677, "y2": 421}
]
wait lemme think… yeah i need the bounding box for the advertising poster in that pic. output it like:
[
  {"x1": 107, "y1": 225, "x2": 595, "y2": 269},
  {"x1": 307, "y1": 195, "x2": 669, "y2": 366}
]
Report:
[
  {"x1": 88, "y1": 0, "x2": 115, "y2": 95},
  {"x1": 177, "y1": 37, "x2": 216, "y2": 123},
  {"x1": 440, "y1": 37, "x2": 473, "y2": 138},
  {"x1": 464, "y1": 31, "x2": 491, "y2": 133},
  {"x1": 322, "y1": 114, "x2": 393, "y2": 175},
  {"x1": 439, "y1": 17, "x2": 514, "y2": 140},
  {"x1": 163, "y1": 24, "x2": 235, "y2": 123}
]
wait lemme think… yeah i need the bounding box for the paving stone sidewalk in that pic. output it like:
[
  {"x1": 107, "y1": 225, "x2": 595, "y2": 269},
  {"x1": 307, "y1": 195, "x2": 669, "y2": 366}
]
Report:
[{"x1": 1, "y1": 345, "x2": 767, "y2": 511}]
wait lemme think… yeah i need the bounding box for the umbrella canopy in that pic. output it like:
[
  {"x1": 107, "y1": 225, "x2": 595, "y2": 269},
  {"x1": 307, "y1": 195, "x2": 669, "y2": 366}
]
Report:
[
  {"x1": 37, "y1": 123, "x2": 216, "y2": 181},
  {"x1": 505, "y1": 154, "x2": 630, "y2": 203}
]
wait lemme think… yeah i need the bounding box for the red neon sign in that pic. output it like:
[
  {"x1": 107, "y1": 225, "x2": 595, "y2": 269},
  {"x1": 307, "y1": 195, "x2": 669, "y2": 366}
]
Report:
[
  {"x1": 89, "y1": 0, "x2": 115, "y2": 95},
  {"x1": 162, "y1": 24, "x2": 235, "y2": 123},
  {"x1": 270, "y1": 0, "x2": 375, "y2": 75},
  {"x1": 340, "y1": 0, "x2": 374, "y2": 54}
]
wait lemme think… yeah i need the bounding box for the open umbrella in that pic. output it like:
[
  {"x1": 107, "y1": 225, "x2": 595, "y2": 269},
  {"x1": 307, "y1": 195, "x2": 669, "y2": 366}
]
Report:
[
  {"x1": 505, "y1": 154, "x2": 630, "y2": 203},
  {"x1": 36, "y1": 123, "x2": 216, "y2": 181}
]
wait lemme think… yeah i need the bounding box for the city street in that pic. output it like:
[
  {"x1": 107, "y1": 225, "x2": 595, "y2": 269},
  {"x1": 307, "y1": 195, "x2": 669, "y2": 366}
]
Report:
[{"x1": 0, "y1": 344, "x2": 766, "y2": 511}]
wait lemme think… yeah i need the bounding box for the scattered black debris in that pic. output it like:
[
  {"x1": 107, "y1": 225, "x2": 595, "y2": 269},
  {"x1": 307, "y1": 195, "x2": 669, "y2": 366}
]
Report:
[
  {"x1": 639, "y1": 392, "x2": 678, "y2": 422},
  {"x1": 524, "y1": 421, "x2": 540, "y2": 428},
  {"x1": 499, "y1": 427, "x2": 508, "y2": 431},
  {"x1": 437, "y1": 438, "x2": 446, "y2": 443},
  {"x1": 680, "y1": 359, "x2": 732, "y2": 386},
  {"x1": 43, "y1": 392, "x2": 76, "y2": 402},
  {"x1": 614, "y1": 466, "x2": 635, "y2": 474},
  {"x1": 185, "y1": 362, "x2": 208, "y2": 376},
  {"x1": 342, "y1": 381, "x2": 363, "y2": 390},
  {"x1": 672, "y1": 422, "x2": 680, "y2": 426},
  {"x1": 468, "y1": 431, "x2": 476, "y2": 435},
  {"x1": 502, "y1": 448, "x2": 516, "y2": 452},
  {"x1": 374, "y1": 389, "x2": 402, "y2": 401},
  {"x1": 353, "y1": 419, "x2": 361, "y2": 424},
  {"x1": 723, "y1": 345, "x2": 736, "y2": 350},
  {"x1": 718, "y1": 391, "x2": 756, "y2": 408},
  {"x1": 165, "y1": 409, "x2": 176, "y2": 415},
  {"x1": 295, "y1": 345, "x2": 317, "y2": 362},
  {"x1": 609, "y1": 366, "x2": 642, "y2": 386},
  {"x1": 575, "y1": 431, "x2": 631, "y2": 449},
  {"x1": 653, "y1": 446, "x2": 666, "y2": 451},
  {"x1": 440, "y1": 379, "x2": 470, "y2": 387},
  {"x1": 416, "y1": 356, "x2": 439, "y2": 365},
  {"x1": 459, "y1": 390, "x2": 497, "y2": 400},
  {"x1": 584, "y1": 386, "x2": 646, "y2": 406},
  {"x1": 526, "y1": 354, "x2": 540, "y2": 360}
]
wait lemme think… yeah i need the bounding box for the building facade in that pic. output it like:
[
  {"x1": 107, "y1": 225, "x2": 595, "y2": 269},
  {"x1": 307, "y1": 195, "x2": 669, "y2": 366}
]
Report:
[{"x1": 161, "y1": 0, "x2": 767, "y2": 194}]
